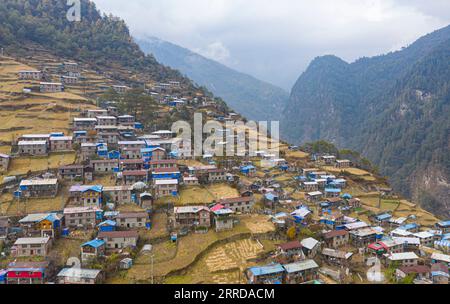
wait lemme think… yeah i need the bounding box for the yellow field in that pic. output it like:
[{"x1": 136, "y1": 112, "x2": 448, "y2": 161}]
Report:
[
  {"x1": 0, "y1": 145, "x2": 11, "y2": 154},
  {"x1": 6, "y1": 152, "x2": 76, "y2": 176},
  {"x1": 3, "y1": 196, "x2": 66, "y2": 216},
  {"x1": 286, "y1": 150, "x2": 309, "y2": 159},
  {"x1": 177, "y1": 186, "x2": 215, "y2": 205},
  {"x1": 206, "y1": 183, "x2": 239, "y2": 200},
  {"x1": 323, "y1": 166, "x2": 372, "y2": 176},
  {"x1": 116, "y1": 215, "x2": 273, "y2": 282}
]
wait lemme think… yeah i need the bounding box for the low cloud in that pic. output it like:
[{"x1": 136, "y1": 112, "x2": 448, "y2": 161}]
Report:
[{"x1": 93, "y1": 0, "x2": 450, "y2": 90}]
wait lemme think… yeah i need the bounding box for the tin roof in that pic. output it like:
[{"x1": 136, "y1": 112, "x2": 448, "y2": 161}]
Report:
[
  {"x1": 20, "y1": 179, "x2": 57, "y2": 186},
  {"x1": 283, "y1": 260, "x2": 319, "y2": 273},
  {"x1": 57, "y1": 268, "x2": 102, "y2": 279}
]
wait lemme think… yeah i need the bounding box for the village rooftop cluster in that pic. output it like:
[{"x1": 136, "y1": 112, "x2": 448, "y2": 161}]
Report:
[{"x1": 0, "y1": 57, "x2": 449, "y2": 285}]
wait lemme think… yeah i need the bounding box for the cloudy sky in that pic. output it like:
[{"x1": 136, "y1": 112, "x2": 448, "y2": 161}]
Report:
[{"x1": 93, "y1": 0, "x2": 450, "y2": 90}]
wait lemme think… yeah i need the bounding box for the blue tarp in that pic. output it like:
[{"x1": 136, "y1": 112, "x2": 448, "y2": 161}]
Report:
[{"x1": 248, "y1": 264, "x2": 284, "y2": 276}]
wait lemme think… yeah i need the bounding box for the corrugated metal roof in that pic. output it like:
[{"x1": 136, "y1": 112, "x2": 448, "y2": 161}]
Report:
[
  {"x1": 57, "y1": 268, "x2": 101, "y2": 279},
  {"x1": 283, "y1": 260, "x2": 319, "y2": 273}
]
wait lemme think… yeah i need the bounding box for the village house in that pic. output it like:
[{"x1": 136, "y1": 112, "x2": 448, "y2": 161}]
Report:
[
  {"x1": 396, "y1": 265, "x2": 431, "y2": 282},
  {"x1": 392, "y1": 236, "x2": 421, "y2": 251},
  {"x1": 103, "y1": 186, "x2": 133, "y2": 204},
  {"x1": 277, "y1": 241, "x2": 304, "y2": 259},
  {"x1": 19, "y1": 133, "x2": 51, "y2": 142},
  {"x1": 61, "y1": 75, "x2": 78, "y2": 84},
  {"x1": 303, "y1": 182, "x2": 319, "y2": 192},
  {"x1": 97, "y1": 132, "x2": 119, "y2": 145},
  {"x1": 40, "y1": 82, "x2": 63, "y2": 93},
  {"x1": 19, "y1": 179, "x2": 58, "y2": 198},
  {"x1": 12, "y1": 237, "x2": 51, "y2": 257},
  {"x1": 305, "y1": 191, "x2": 323, "y2": 202},
  {"x1": 6, "y1": 261, "x2": 50, "y2": 284},
  {"x1": 112, "y1": 85, "x2": 130, "y2": 94},
  {"x1": 349, "y1": 227, "x2": 379, "y2": 247},
  {"x1": 436, "y1": 221, "x2": 450, "y2": 233},
  {"x1": 431, "y1": 253, "x2": 450, "y2": 268},
  {"x1": 323, "y1": 230, "x2": 350, "y2": 248},
  {"x1": 413, "y1": 231, "x2": 435, "y2": 247},
  {"x1": 96, "y1": 116, "x2": 117, "y2": 126},
  {"x1": 115, "y1": 212, "x2": 148, "y2": 229},
  {"x1": 152, "y1": 130, "x2": 174, "y2": 139},
  {"x1": 208, "y1": 168, "x2": 227, "y2": 183},
  {"x1": 141, "y1": 147, "x2": 166, "y2": 161},
  {"x1": 148, "y1": 159, "x2": 177, "y2": 170},
  {"x1": 63, "y1": 206, "x2": 102, "y2": 229},
  {"x1": 69, "y1": 185, "x2": 103, "y2": 207},
  {"x1": 174, "y1": 206, "x2": 211, "y2": 228},
  {"x1": 385, "y1": 252, "x2": 419, "y2": 267},
  {"x1": 321, "y1": 155, "x2": 336, "y2": 164},
  {"x1": 0, "y1": 153, "x2": 10, "y2": 172},
  {"x1": 211, "y1": 206, "x2": 234, "y2": 232},
  {"x1": 49, "y1": 136, "x2": 73, "y2": 152},
  {"x1": 63, "y1": 62, "x2": 79, "y2": 72},
  {"x1": 18, "y1": 213, "x2": 62, "y2": 238},
  {"x1": 431, "y1": 263, "x2": 449, "y2": 284},
  {"x1": 122, "y1": 170, "x2": 148, "y2": 185},
  {"x1": 81, "y1": 143, "x2": 97, "y2": 161},
  {"x1": 97, "y1": 230, "x2": 139, "y2": 249},
  {"x1": 18, "y1": 140, "x2": 48, "y2": 155},
  {"x1": 246, "y1": 263, "x2": 285, "y2": 284},
  {"x1": 120, "y1": 159, "x2": 144, "y2": 171},
  {"x1": 58, "y1": 164, "x2": 85, "y2": 181},
  {"x1": 321, "y1": 248, "x2": 353, "y2": 266},
  {"x1": 73, "y1": 118, "x2": 97, "y2": 130},
  {"x1": 119, "y1": 140, "x2": 147, "y2": 151},
  {"x1": 19, "y1": 70, "x2": 42, "y2": 80},
  {"x1": 56, "y1": 268, "x2": 103, "y2": 284},
  {"x1": 154, "y1": 178, "x2": 178, "y2": 198},
  {"x1": 87, "y1": 109, "x2": 108, "y2": 118},
  {"x1": 117, "y1": 115, "x2": 135, "y2": 126},
  {"x1": 121, "y1": 147, "x2": 143, "y2": 160},
  {"x1": 335, "y1": 159, "x2": 351, "y2": 169},
  {"x1": 283, "y1": 260, "x2": 320, "y2": 284},
  {"x1": 0, "y1": 217, "x2": 9, "y2": 240},
  {"x1": 219, "y1": 196, "x2": 255, "y2": 213},
  {"x1": 152, "y1": 167, "x2": 181, "y2": 180},
  {"x1": 81, "y1": 239, "x2": 106, "y2": 264},
  {"x1": 301, "y1": 238, "x2": 321, "y2": 258},
  {"x1": 368, "y1": 238, "x2": 404, "y2": 255},
  {"x1": 183, "y1": 176, "x2": 199, "y2": 186},
  {"x1": 90, "y1": 159, "x2": 118, "y2": 173}
]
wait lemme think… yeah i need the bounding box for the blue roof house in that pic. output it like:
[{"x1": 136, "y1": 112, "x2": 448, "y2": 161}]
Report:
[
  {"x1": 97, "y1": 220, "x2": 117, "y2": 232},
  {"x1": 246, "y1": 263, "x2": 285, "y2": 284}
]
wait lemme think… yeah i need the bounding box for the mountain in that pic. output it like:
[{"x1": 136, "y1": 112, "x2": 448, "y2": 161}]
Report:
[
  {"x1": 137, "y1": 36, "x2": 289, "y2": 122},
  {"x1": 0, "y1": 0, "x2": 194, "y2": 87},
  {"x1": 281, "y1": 25, "x2": 450, "y2": 216}
]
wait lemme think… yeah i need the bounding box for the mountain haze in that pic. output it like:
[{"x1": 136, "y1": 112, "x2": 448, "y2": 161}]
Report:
[
  {"x1": 282, "y1": 25, "x2": 450, "y2": 216},
  {"x1": 137, "y1": 37, "x2": 289, "y2": 122}
]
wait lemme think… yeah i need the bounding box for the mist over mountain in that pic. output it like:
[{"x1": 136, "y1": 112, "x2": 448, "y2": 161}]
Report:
[
  {"x1": 281, "y1": 25, "x2": 450, "y2": 216},
  {"x1": 137, "y1": 36, "x2": 289, "y2": 122}
]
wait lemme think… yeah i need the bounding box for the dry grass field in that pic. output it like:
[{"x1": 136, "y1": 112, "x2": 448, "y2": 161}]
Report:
[
  {"x1": 177, "y1": 186, "x2": 215, "y2": 205},
  {"x1": 206, "y1": 183, "x2": 239, "y2": 199},
  {"x1": 3, "y1": 196, "x2": 66, "y2": 216},
  {"x1": 6, "y1": 152, "x2": 76, "y2": 176},
  {"x1": 114, "y1": 214, "x2": 274, "y2": 283}
]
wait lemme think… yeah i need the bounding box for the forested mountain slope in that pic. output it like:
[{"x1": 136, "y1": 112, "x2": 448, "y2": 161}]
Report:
[
  {"x1": 138, "y1": 37, "x2": 289, "y2": 122},
  {"x1": 282, "y1": 25, "x2": 450, "y2": 215}
]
